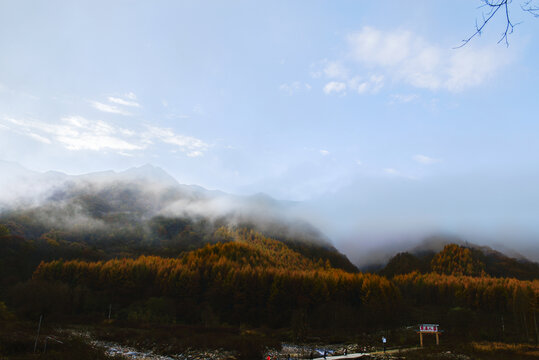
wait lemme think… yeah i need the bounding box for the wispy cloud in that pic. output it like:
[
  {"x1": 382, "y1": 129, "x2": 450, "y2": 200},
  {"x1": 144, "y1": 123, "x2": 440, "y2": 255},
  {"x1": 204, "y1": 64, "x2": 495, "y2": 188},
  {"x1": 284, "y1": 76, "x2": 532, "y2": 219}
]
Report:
[
  {"x1": 384, "y1": 168, "x2": 400, "y2": 175},
  {"x1": 280, "y1": 81, "x2": 311, "y2": 95},
  {"x1": 323, "y1": 61, "x2": 349, "y2": 79},
  {"x1": 320, "y1": 74, "x2": 385, "y2": 97},
  {"x1": 348, "y1": 75, "x2": 384, "y2": 94},
  {"x1": 108, "y1": 96, "x2": 140, "y2": 107},
  {"x1": 1, "y1": 114, "x2": 212, "y2": 158},
  {"x1": 91, "y1": 101, "x2": 132, "y2": 116},
  {"x1": 384, "y1": 167, "x2": 417, "y2": 180},
  {"x1": 90, "y1": 92, "x2": 141, "y2": 115},
  {"x1": 28, "y1": 133, "x2": 52, "y2": 144},
  {"x1": 322, "y1": 74, "x2": 384, "y2": 96},
  {"x1": 124, "y1": 92, "x2": 137, "y2": 100},
  {"x1": 346, "y1": 26, "x2": 509, "y2": 92},
  {"x1": 144, "y1": 126, "x2": 209, "y2": 157},
  {"x1": 323, "y1": 81, "x2": 346, "y2": 95},
  {"x1": 413, "y1": 154, "x2": 441, "y2": 165},
  {"x1": 390, "y1": 93, "x2": 419, "y2": 104},
  {"x1": 319, "y1": 149, "x2": 330, "y2": 156},
  {"x1": 1, "y1": 115, "x2": 142, "y2": 151},
  {"x1": 314, "y1": 26, "x2": 509, "y2": 96}
]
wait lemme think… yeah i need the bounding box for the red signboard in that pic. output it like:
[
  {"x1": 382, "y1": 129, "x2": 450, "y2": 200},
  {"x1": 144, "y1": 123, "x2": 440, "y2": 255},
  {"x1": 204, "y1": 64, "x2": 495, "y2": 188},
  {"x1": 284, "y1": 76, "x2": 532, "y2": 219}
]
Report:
[{"x1": 419, "y1": 324, "x2": 439, "y2": 332}]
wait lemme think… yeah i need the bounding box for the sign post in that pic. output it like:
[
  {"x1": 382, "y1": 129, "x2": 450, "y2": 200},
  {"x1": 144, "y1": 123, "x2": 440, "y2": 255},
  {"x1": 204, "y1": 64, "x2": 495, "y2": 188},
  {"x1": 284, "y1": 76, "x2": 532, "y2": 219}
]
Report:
[{"x1": 417, "y1": 324, "x2": 441, "y2": 346}]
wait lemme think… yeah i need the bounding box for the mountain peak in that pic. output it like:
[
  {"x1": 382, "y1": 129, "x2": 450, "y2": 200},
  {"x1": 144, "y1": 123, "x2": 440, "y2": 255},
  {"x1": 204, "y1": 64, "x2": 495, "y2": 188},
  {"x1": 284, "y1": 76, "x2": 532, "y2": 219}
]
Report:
[{"x1": 119, "y1": 164, "x2": 179, "y2": 187}]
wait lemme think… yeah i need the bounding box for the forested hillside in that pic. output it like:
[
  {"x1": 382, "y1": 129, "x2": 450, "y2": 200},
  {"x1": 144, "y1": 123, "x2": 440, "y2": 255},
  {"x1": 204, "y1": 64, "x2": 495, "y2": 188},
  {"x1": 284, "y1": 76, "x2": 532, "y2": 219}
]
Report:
[
  {"x1": 381, "y1": 243, "x2": 539, "y2": 280},
  {"x1": 1, "y1": 221, "x2": 537, "y2": 345},
  {"x1": 0, "y1": 165, "x2": 358, "y2": 273}
]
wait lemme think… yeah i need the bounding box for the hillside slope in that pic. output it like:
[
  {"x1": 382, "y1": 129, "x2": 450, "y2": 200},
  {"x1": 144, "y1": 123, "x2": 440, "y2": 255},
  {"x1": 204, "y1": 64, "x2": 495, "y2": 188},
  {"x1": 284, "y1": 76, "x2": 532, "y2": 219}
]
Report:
[
  {"x1": 0, "y1": 163, "x2": 357, "y2": 272},
  {"x1": 381, "y1": 243, "x2": 539, "y2": 280}
]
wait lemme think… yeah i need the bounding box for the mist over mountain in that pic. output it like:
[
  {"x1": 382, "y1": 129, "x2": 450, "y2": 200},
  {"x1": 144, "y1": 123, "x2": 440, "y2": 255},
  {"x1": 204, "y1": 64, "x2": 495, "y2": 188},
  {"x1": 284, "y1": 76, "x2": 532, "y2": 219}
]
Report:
[
  {"x1": 0, "y1": 162, "x2": 283, "y2": 223},
  {"x1": 378, "y1": 241, "x2": 539, "y2": 281},
  {"x1": 297, "y1": 171, "x2": 539, "y2": 268},
  {"x1": 2, "y1": 160, "x2": 539, "y2": 271},
  {"x1": 0, "y1": 161, "x2": 357, "y2": 272}
]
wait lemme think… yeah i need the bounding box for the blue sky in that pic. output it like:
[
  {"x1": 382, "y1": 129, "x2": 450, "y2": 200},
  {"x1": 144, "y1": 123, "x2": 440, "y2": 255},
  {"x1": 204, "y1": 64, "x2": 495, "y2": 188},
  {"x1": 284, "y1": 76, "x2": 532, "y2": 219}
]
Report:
[{"x1": 1, "y1": 1, "x2": 539, "y2": 254}]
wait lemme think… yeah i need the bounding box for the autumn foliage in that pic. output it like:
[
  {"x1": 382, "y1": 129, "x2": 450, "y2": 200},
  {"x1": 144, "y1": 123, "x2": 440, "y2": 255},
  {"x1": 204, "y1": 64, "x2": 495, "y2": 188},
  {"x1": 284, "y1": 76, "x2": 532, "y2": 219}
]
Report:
[
  {"x1": 2, "y1": 226, "x2": 538, "y2": 342},
  {"x1": 431, "y1": 244, "x2": 486, "y2": 276},
  {"x1": 32, "y1": 228, "x2": 398, "y2": 330}
]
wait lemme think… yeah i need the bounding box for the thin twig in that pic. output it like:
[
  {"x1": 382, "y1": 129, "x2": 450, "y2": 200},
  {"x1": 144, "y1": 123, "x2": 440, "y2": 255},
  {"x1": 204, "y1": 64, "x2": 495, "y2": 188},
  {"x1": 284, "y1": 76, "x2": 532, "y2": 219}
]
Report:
[
  {"x1": 522, "y1": 0, "x2": 539, "y2": 16},
  {"x1": 455, "y1": 0, "x2": 516, "y2": 48}
]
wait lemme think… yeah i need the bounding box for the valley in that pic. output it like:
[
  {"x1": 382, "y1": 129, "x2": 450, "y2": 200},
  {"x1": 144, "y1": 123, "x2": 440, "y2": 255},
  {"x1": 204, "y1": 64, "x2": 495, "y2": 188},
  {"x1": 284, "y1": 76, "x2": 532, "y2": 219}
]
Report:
[{"x1": 0, "y1": 165, "x2": 538, "y2": 359}]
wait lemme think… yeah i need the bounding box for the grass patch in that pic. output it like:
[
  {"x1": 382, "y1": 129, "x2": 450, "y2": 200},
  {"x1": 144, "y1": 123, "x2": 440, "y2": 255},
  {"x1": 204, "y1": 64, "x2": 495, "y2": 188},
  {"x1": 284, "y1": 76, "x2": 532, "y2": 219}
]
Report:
[
  {"x1": 402, "y1": 341, "x2": 539, "y2": 359},
  {"x1": 0, "y1": 320, "x2": 119, "y2": 360}
]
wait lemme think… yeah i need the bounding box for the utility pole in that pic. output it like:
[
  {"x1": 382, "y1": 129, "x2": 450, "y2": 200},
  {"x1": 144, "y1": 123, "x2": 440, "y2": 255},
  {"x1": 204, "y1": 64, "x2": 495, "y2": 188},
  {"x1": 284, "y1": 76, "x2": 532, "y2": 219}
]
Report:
[
  {"x1": 108, "y1": 303, "x2": 112, "y2": 319},
  {"x1": 33, "y1": 314, "x2": 42, "y2": 353}
]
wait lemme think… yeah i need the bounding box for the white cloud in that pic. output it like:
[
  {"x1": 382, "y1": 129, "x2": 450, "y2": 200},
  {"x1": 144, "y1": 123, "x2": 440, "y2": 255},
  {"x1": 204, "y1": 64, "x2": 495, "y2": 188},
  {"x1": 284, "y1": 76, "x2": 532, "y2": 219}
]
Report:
[
  {"x1": 28, "y1": 133, "x2": 52, "y2": 144},
  {"x1": 90, "y1": 92, "x2": 141, "y2": 115},
  {"x1": 348, "y1": 74, "x2": 384, "y2": 94},
  {"x1": 390, "y1": 93, "x2": 419, "y2": 104},
  {"x1": 349, "y1": 27, "x2": 413, "y2": 67},
  {"x1": 124, "y1": 92, "x2": 137, "y2": 100},
  {"x1": 108, "y1": 96, "x2": 140, "y2": 107},
  {"x1": 356, "y1": 160, "x2": 362, "y2": 166},
  {"x1": 384, "y1": 168, "x2": 400, "y2": 175},
  {"x1": 118, "y1": 151, "x2": 134, "y2": 157},
  {"x1": 91, "y1": 101, "x2": 132, "y2": 116},
  {"x1": 319, "y1": 149, "x2": 330, "y2": 156},
  {"x1": 280, "y1": 81, "x2": 311, "y2": 95},
  {"x1": 320, "y1": 73, "x2": 384, "y2": 97},
  {"x1": 144, "y1": 126, "x2": 209, "y2": 156},
  {"x1": 323, "y1": 61, "x2": 349, "y2": 79},
  {"x1": 58, "y1": 134, "x2": 142, "y2": 151},
  {"x1": 2, "y1": 115, "x2": 143, "y2": 151},
  {"x1": 445, "y1": 47, "x2": 504, "y2": 91},
  {"x1": 413, "y1": 154, "x2": 441, "y2": 165},
  {"x1": 340, "y1": 26, "x2": 509, "y2": 92},
  {"x1": 187, "y1": 150, "x2": 204, "y2": 158},
  {"x1": 323, "y1": 81, "x2": 346, "y2": 95},
  {"x1": 353, "y1": 27, "x2": 508, "y2": 91},
  {"x1": 1, "y1": 112, "x2": 211, "y2": 157}
]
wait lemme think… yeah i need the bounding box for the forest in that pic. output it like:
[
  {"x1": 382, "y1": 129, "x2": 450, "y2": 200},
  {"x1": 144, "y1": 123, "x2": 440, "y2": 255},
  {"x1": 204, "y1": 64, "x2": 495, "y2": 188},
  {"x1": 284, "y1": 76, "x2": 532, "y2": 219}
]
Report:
[{"x1": 1, "y1": 220, "x2": 538, "y2": 351}]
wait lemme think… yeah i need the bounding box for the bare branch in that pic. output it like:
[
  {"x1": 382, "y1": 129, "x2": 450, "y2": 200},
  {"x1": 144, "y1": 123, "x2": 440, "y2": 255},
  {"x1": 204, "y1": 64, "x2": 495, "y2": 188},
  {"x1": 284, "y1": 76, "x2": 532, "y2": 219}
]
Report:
[
  {"x1": 458, "y1": 0, "x2": 539, "y2": 48},
  {"x1": 456, "y1": 0, "x2": 508, "y2": 48},
  {"x1": 498, "y1": 0, "x2": 516, "y2": 46},
  {"x1": 522, "y1": 0, "x2": 539, "y2": 17}
]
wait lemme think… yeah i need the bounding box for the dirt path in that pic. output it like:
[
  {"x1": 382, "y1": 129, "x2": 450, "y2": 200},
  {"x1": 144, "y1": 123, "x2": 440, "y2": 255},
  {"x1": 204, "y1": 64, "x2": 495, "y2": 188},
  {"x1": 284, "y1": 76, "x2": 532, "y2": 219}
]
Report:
[{"x1": 311, "y1": 347, "x2": 421, "y2": 359}]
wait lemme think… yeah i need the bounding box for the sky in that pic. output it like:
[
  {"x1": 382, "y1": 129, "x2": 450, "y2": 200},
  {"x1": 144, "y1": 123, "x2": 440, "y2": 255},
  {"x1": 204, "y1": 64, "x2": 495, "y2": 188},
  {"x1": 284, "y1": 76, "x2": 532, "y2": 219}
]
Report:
[{"x1": 1, "y1": 1, "x2": 539, "y2": 257}]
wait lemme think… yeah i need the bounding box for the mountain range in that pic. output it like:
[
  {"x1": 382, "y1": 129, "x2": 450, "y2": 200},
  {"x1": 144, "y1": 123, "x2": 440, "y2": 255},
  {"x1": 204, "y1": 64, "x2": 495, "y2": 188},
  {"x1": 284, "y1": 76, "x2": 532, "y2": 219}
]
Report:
[
  {"x1": 2, "y1": 160, "x2": 539, "y2": 278},
  {"x1": 0, "y1": 160, "x2": 358, "y2": 272}
]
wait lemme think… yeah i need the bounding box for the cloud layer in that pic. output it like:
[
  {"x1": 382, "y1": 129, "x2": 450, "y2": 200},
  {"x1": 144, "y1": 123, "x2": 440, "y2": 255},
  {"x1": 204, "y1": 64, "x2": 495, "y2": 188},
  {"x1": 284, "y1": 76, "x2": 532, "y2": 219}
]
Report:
[
  {"x1": 1, "y1": 115, "x2": 209, "y2": 156},
  {"x1": 414, "y1": 154, "x2": 441, "y2": 165},
  {"x1": 319, "y1": 26, "x2": 510, "y2": 95}
]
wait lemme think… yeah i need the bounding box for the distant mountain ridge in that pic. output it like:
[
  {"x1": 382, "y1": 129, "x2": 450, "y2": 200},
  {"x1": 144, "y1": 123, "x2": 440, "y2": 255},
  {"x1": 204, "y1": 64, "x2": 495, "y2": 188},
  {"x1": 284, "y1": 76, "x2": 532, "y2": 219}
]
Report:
[
  {"x1": 0, "y1": 161, "x2": 358, "y2": 272},
  {"x1": 380, "y1": 240, "x2": 539, "y2": 280}
]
